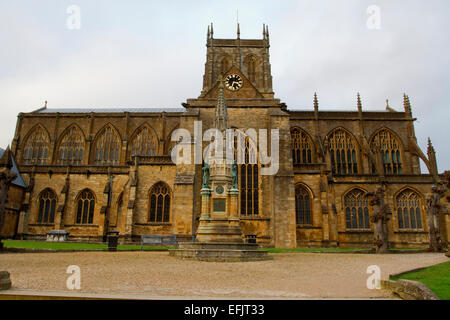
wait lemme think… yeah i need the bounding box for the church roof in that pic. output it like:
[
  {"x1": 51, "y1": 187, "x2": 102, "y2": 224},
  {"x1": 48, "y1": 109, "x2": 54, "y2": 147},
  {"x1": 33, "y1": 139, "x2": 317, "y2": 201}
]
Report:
[
  {"x1": 289, "y1": 108, "x2": 392, "y2": 112},
  {"x1": 34, "y1": 107, "x2": 186, "y2": 114},
  {"x1": 0, "y1": 148, "x2": 27, "y2": 188}
]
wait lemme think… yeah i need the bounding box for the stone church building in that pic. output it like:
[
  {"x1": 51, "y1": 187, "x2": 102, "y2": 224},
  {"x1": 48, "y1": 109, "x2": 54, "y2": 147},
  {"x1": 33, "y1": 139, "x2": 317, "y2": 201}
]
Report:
[{"x1": 4, "y1": 25, "x2": 449, "y2": 248}]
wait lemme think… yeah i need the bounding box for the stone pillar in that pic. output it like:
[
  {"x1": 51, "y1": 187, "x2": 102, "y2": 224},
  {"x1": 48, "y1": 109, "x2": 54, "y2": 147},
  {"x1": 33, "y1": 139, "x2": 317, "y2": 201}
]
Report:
[
  {"x1": 199, "y1": 188, "x2": 211, "y2": 221},
  {"x1": 124, "y1": 159, "x2": 138, "y2": 241},
  {"x1": 228, "y1": 188, "x2": 239, "y2": 221}
]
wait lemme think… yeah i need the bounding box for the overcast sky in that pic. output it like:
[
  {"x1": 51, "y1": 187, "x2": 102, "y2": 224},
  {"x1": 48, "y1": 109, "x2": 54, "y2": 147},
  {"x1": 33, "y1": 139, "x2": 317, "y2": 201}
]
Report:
[{"x1": 0, "y1": 0, "x2": 449, "y2": 172}]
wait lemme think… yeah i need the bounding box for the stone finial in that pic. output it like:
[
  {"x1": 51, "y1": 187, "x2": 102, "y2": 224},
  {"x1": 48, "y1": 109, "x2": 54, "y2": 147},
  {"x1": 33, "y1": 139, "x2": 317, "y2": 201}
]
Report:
[
  {"x1": 237, "y1": 23, "x2": 240, "y2": 39},
  {"x1": 210, "y1": 23, "x2": 214, "y2": 38},
  {"x1": 207, "y1": 25, "x2": 210, "y2": 40},
  {"x1": 427, "y1": 137, "x2": 438, "y2": 178},
  {"x1": 266, "y1": 25, "x2": 269, "y2": 40},
  {"x1": 263, "y1": 23, "x2": 266, "y2": 39},
  {"x1": 385, "y1": 99, "x2": 396, "y2": 112},
  {"x1": 357, "y1": 92, "x2": 362, "y2": 113},
  {"x1": 427, "y1": 137, "x2": 435, "y2": 154},
  {"x1": 313, "y1": 92, "x2": 319, "y2": 112},
  {"x1": 403, "y1": 93, "x2": 412, "y2": 117}
]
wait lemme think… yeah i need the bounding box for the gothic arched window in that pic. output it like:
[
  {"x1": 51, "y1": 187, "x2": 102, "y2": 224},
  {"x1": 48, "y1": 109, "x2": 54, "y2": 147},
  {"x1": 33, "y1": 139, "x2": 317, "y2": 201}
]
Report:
[
  {"x1": 76, "y1": 190, "x2": 95, "y2": 225},
  {"x1": 23, "y1": 126, "x2": 49, "y2": 165},
  {"x1": 58, "y1": 126, "x2": 85, "y2": 166},
  {"x1": 344, "y1": 189, "x2": 370, "y2": 230},
  {"x1": 149, "y1": 182, "x2": 171, "y2": 223},
  {"x1": 396, "y1": 189, "x2": 423, "y2": 230},
  {"x1": 295, "y1": 185, "x2": 312, "y2": 225},
  {"x1": 291, "y1": 128, "x2": 313, "y2": 165},
  {"x1": 246, "y1": 56, "x2": 257, "y2": 83},
  {"x1": 234, "y1": 132, "x2": 259, "y2": 216},
  {"x1": 129, "y1": 125, "x2": 157, "y2": 158},
  {"x1": 328, "y1": 129, "x2": 358, "y2": 175},
  {"x1": 371, "y1": 129, "x2": 403, "y2": 174},
  {"x1": 93, "y1": 125, "x2": 120, "y2": 166},
  {"x1": 37, "y1": 189, "x2": 57, "y2": 224}
]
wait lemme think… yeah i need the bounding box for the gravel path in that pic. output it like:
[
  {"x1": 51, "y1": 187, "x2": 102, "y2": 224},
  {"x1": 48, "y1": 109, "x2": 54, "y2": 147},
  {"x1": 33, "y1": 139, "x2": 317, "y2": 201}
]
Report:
[{"x1": 0, "y1": 252, "x2": 447, "y2": 299}]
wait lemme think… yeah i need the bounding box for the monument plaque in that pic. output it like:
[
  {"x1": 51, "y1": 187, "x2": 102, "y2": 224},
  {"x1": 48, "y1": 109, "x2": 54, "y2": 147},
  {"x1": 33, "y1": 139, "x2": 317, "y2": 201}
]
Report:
[{"x1": 213, "y1": 199, "x2": 226, "y2": 212}]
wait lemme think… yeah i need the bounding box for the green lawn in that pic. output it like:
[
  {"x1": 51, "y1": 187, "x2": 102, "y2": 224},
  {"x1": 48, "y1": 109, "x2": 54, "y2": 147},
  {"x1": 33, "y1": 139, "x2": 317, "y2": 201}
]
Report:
[
  {"x1": 259, "y1": 247, "x2": 370, "y2": 253},
  {"x1": 2, "y1": 240, "x2": 427, "y2": 255},
  {"x1": 259, "y1": 247, "x2": 427, "y2": 253},
  {"x1": 2, "y1": 240, "x2": 169, "y2": 252},
  {"x1": 391, "y1": 262, "x2": 450, "y2": 300}
]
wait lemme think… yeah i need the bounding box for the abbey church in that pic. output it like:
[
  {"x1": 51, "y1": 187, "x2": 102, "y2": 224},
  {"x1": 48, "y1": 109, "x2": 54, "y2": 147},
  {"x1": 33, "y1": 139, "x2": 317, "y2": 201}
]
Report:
[{"x1": 0, "y1": 25, "x2": 448, "y2": 249}]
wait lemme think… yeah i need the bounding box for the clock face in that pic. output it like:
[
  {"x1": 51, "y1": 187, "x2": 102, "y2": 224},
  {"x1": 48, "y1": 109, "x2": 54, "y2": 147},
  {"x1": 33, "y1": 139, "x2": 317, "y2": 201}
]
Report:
[
  {"x1": 225, "y1": 74, "x2": 243, "y2": 91},
  {"x1": 215, "y1": 186, "x2": 224, "y2": 195}
]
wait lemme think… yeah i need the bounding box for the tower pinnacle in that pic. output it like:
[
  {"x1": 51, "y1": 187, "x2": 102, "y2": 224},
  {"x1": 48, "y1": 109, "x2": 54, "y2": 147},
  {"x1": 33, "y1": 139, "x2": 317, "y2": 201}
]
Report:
[
  {"x1": 313, "y1": 92, "x2": 319, "y2": 112},
  {"x1": 357, "y1": 92, "x2": 362, "y2": 113}
]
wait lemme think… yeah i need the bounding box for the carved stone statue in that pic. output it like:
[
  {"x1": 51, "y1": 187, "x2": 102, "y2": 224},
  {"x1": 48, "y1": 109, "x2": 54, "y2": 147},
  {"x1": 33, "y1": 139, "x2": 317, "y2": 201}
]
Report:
[
  {"x1": 202, "y1": 163, "x2": 210, "y2": 189},
  {"x1": 426, "y1": 184, "x2": 446, "y2": 252},
  {"x1": 231, "y1": 161, "x2": 238, "y2": 189},
  {"x1": 0, "y1": 168, "x2": 17, "y2": 249},
  {"x1": 367, "y1": 183, "x2": 390, "y2": 253}
]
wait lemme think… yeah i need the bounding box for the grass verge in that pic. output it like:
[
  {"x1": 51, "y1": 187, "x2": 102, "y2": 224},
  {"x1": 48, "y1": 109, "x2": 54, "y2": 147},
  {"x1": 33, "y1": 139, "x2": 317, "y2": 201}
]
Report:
[
  {"x1": 391, "y1": 262, "x2": 450, "y2": 300},
  {"x1": 259, "y1": 247, "x2": 369, "y2": 253},
  {"x1": 259, "y1": 247, "x2": 427, "y2": 253},
  {"x1": 2, "y1": 240, "x2": 168, "y2": 252}
]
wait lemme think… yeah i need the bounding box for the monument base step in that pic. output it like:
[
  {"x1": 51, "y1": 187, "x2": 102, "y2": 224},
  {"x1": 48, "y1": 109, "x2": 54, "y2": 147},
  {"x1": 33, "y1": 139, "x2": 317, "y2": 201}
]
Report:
[{"x1": 169, "y1": 242, "x2": 272, "y2": 262}]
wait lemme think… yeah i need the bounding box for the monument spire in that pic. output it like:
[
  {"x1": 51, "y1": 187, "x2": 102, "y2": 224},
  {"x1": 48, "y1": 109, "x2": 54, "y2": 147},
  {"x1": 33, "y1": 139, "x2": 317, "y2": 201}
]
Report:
[{"x1": 214, "y1": 77, "x2": 228, "y2": 131}]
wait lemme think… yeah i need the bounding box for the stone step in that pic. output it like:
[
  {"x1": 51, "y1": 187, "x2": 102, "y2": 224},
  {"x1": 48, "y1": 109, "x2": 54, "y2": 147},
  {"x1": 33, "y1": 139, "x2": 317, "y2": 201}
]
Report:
[
  {"x1": 169, "y1": 248, "x2": 272, "y2": 262},
  {"x1": 177, "y1": 242, "x2": 259, "y2": 251}
]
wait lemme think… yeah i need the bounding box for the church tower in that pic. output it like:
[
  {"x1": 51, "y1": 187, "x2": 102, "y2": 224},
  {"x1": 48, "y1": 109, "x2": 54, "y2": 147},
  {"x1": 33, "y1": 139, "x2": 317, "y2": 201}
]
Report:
[
  {"x1": 201, "y1": 24, "x2": 274, "y2": 98},
  {"x1": 182, "y1": 24, "x2": 296, "y2": 249}
]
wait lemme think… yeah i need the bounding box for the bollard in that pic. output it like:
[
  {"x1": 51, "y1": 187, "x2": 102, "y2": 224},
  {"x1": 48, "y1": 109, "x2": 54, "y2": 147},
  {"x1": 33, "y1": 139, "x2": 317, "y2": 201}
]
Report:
[
  {"x1": 107, "y1": 231, "x2": 119, "y2": 252},
  {"x1": 0, "y1": 271, "x2": 11, "y2": 290}
]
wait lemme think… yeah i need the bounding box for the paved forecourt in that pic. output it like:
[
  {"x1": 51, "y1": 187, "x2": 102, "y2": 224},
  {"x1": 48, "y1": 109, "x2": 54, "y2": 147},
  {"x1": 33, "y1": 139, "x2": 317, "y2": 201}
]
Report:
[{"x1": 0, "y1": 252, "x2": 447, "y2": 299}]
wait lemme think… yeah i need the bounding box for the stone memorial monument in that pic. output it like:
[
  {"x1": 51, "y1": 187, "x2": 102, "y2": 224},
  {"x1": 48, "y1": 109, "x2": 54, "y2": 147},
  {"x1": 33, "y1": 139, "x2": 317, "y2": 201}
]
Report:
[{"x1": 170, "y1": 79, "x2": 270, "y2": 261}]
